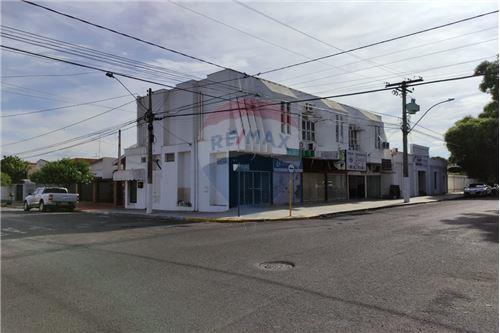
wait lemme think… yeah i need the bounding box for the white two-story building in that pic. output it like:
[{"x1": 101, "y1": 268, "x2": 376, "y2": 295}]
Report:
[{"x1": 114, "y1": 69, "x2": 445, "y2": 212}]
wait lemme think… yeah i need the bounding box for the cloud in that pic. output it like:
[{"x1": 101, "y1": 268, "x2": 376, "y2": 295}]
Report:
[{"x1": 1, "y1": 0, "x2": 498, "y2": 161}]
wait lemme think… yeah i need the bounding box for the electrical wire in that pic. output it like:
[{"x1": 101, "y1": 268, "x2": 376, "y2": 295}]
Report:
[
  {"x1": 1, "y1": 94, "x2": 130, "y2": 118},
  {"x1": 2, "y1": 100, "x2": 136, "y2": 147},
  {"x1": 21, "y1": 0, "x2": 496, "y2": 90},
  {"x1": 1, "y1": 71, "x2": 96, "y2": 78},
  {"x1": 234, "y1": 0, "x2": 399, "y2": 75},
  {"x1": 279, "y1": 25, "x2": 498, "y2": 84},
  {"x1": 256, "y1": 9, "x2": 499, "y2": 75},
  {"x1": 290, "y1": 38, "x2": 498, "y2": 89},
  {"x1": 21, "y1": 0, "x2": 230, "y2": 71}
]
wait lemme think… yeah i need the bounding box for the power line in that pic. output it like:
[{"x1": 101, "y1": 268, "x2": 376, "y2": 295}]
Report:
[
  {"x1": 13, "y1": 118, "x2": 140, "y2": 156},
  {"x1": 308, "y1": 55, "x2": 497, "y2": 96},
  {"x1": 155, "y1": 72, "x2": 485, "y2": 120},
  {"x1": 2, "y1": 100, "x2": 136, "y2": 147},
  {"x1": 1, "y1": 25, "x2": 202, "y2": 84},
  {"x1": 167, "y1": 0, "x2": 375, "y2": 80},
  {"x1": 1, "y1": 94, "x2": 130, "y2": 118},
  {"x1": 256, "y1": 9, "x2": 499, "y2": 75},
  {"x1": 18, "y1": 122, "x2": 139, "y2": 159},
  {"x1": 279, "y1": 25, "x2": 498, "y2": 84},
  {"x1": 1, "y1": 71, "x2": 95, "y2": 78},
  {"x1": 290, "y1": 37, "x2": 498, "y2": 89},
  {"x1": 18, "y1": 1, "x2": 496, "y2": 99},
  {"x1": 1, "y1": 26, "x2": 253, "y2": 98},
  {"x1": 234, "y1": 0, "x2": 398, "y2": 75},
  {"x1": 15, "y1": 72, "x2": 477, "y2": 158},
  {"x1": 0, "y1": 44, "x2": 241, "y2": 105},
  {"x1": 21, "y1": 0, "x2": 230, "y2": 71}
]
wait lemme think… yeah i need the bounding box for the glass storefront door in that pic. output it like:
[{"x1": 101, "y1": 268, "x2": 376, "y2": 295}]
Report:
[{"x1": 239, "y1": 171, "x2": 271, "y2": 205}]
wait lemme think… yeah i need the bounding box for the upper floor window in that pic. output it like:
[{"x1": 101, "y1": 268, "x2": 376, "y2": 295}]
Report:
[
  {"x1": 374, "y1": 126, "x2": 382, "y2": 149},
  {"x1": 349, "y1": 125, "x2": 359, "y2": 151},
  {"x1": 302, "y1": 119, "x2": 315, "y2": 142},
  {"x1": 336, "y1": 115, "x2": 345, "y2": 143},
  {"x1": 280, "y1": 102, "x2": 291, "y2": 134}
]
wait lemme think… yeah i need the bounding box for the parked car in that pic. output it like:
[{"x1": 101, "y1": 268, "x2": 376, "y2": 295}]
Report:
[
  {"x1": 464, "y1": 183, "x2": 491, "y2": 197},
  {"x1": 490, "y1": 184, "x2": 499, "y2": 196},
  {"x1": 24, "y1": 187, "x2": 79, "y2": 212}
]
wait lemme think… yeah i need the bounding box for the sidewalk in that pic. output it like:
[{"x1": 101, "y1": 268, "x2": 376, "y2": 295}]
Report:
[{"x1": 79, "y1": 193, "x2": 464, "y2": 222}]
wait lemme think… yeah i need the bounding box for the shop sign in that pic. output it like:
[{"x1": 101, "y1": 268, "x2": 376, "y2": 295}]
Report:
[
  {"x1": 233, "y1": 164, "x2": 250, "y2": 171},
  {"x1": 346, "y1": 150, "x2": 367, "y2": 171},
  {"x1": 316, "y1": 151, "x2": 339, "y2": 160},
  {"x1": 286, "y1": 148, "x2": 300, "y2": 156},
  {"x1": 381, "y1": 159, "x2": 392, "y2": 171},
  {"x1": 273, "y1": 158, "x2": 303, "y2": 172},
  {"x1": 414, "y1": 155, "x2": 428, "y2": 167}
]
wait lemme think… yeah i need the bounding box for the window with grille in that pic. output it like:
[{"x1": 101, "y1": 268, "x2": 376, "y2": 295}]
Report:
[
  {"x1": 280, "y1": 102, "x2": 291, "y2": 134},
  {"x1": 165, "y1": 153, "x2": 175, "y2": 162},
  {"x1": 349, "y1": 125, "x2": 359, "y2": 150},
  {"x1": 302, "y1": 119, "x2": 315, "y2": 142},
  {"x1": 374, "y1": 126, "x2": 382, "y2": 149},
  {"x1": 336, "y1": 115, "x2": 345, "y2": 143}
]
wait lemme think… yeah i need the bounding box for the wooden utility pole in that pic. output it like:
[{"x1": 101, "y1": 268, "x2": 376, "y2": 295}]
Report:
[
  {"x1": 385, "y1": 78, "x2": 423, "y2": 203},
  {"x1": 146, "y1": 88, "x2": 154, "y2": 214},
  {"x1": 113, "y1": 129, "x2": 122, "y2": 207}
]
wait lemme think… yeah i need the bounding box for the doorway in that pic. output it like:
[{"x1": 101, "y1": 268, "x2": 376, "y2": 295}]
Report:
[
  {"x1": 239, "y1": 171, "x2": 271, "y2": 205},
  {"x1": 348, "y1": 175, "x2": 365, "y2": 199},
  {"x1": 418, "y1": 171, "x2": 427, "y2": 196}
]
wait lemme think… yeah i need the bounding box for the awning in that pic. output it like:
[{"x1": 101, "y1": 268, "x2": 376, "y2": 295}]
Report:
[{"x1": 113, "y1": 169, "x2": 145, "y2": 181}]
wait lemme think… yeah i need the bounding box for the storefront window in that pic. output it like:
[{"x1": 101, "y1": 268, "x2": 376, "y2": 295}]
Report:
[
  {"x1": 327, "y1": 174, "x2": 347, "y2": 201},
  {"x1": 303, "y1": 173, "x2": 325, "y2": 202}
]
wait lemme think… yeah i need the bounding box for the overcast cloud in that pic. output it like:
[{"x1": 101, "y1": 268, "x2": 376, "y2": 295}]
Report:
[{"x1": 1, "y1": 0, "x2": 498, "y2": 162}]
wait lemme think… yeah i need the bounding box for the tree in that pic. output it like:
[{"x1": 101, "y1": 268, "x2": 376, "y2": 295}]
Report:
[
  {"x1": 474, "y1": 57, "x2": 498, "y2": 118},
  {"x1": 445, "y1": 117, "x2": 498, "y2": 183},
  {"x1": 445, "y1": 58, "x2": 499, "y2": 183},
  {"x1": 0, "y1": 172, "x2": 12, "y2": 187},
  {"x1": 30, "y1": 159, "x2": 94, "y2": 187},
  {"x1": 0, "y1": 156, "x2": 28, "y2": 184}
]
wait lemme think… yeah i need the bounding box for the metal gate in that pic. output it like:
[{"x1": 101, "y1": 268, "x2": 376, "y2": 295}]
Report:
[{"x1": 239, "y1": 171, "x2": 271, "y2": 205}]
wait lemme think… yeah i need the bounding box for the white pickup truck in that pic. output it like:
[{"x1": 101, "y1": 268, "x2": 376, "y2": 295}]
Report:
[{"x1": 24, "y1": 187, "x2": 79, "y2": 212}]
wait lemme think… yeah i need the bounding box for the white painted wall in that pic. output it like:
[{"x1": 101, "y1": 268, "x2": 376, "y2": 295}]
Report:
[{"x1": 123, "y1": 69, "x2": 396, "y2": 211}]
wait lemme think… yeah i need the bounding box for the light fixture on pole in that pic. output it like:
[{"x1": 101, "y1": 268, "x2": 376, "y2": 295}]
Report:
[{"x1": 409, "y1": 98, "x2": 455, "y2": 133}]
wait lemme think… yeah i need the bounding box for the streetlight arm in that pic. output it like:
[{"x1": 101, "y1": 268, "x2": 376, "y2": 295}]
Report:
[{"x1": 409, "y1": 98, "x2": 454, "y2": 133}]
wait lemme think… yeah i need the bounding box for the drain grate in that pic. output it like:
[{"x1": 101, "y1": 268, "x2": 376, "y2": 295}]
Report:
[{"x1": 257, "y1": 261, "x2": 295, "y2": 271}]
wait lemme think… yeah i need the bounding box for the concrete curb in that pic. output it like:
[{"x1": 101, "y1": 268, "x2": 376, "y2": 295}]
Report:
[{"x1": 79, "y1": 194, "x2": 464, "y2": 223}]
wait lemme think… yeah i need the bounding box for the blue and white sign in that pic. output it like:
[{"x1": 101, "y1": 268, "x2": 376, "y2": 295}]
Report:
[
  {"x1": 346, "y1": 150, "x2": 367, "y2": 171},
  {"x1": 273, "y1": 158, "x2": 303, "y2": 172}
]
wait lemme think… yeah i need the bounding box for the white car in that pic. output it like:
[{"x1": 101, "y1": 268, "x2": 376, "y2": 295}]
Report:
[
  {"x1": 24, "y1": 187, "x2": 79, "y2": 212},
  {"x1": 464, "y1": 183, "x2": 491, "y2": 197}
]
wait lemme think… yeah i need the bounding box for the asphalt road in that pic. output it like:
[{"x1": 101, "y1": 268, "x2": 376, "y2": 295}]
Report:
[{"x1": 2, "y1": 199, "x2": 498, "y2": 333}]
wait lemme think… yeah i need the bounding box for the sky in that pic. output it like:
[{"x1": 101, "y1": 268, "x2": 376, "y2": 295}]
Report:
[{"x1": 1, "y1": 0, "x2": 498, "y2": 162}]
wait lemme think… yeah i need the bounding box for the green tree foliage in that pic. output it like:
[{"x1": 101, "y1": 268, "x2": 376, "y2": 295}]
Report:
[
  {"x1": 1, "y1": 172, "x2": 12, "y2": 186},
  {"x1": 30, "y1": 159, "x2": 94, "y2": 187},
  {"x1": 0, "y1": 156, "x2": 28, "y2": 184},
  {"x1": 445, "y1": 117, "x2": 498, "y2": 183},
  {"x1": 474, "y1": 57, "x2": 498, "y2": 118},
  {"x1": 445, "y1": 58, "x2": 499, "y2": 183}
]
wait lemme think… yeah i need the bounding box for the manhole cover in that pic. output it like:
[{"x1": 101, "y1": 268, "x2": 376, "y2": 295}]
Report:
[{"x1": 257, "y1": 261, "x2": 295, "y2": 271}]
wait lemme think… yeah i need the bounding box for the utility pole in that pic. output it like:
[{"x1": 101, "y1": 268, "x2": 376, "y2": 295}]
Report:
[
  {"x1": 386, "y1": 78, "x2": 423, "y2": 203},
  {"x1": 146, "y1": 88, "x2": 154, "y2": 214},
  {"x1": 117, "y1": 129, "x2": 122, "y2": 170},
  {"x1": 113, "y1": 129, "x2": 122, "y2": 207}
]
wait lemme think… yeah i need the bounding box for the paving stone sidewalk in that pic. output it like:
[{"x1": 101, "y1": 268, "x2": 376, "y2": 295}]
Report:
[{"x1": 76, "y1": 193, "x2": 464, "y2": 222}]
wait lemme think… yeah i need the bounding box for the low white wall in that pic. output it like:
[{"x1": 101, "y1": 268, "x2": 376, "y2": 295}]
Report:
[{"x1": 448, "y1": 174, "x2": 477, "y2": 192}]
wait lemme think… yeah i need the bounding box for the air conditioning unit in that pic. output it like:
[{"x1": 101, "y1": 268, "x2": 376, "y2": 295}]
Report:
[
  {"x1": 382, "y1": 142, "x2": 390, "y2": 149},
  {"x1": 303, "y1": 103, "x2": 314, "y2": 115}
]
